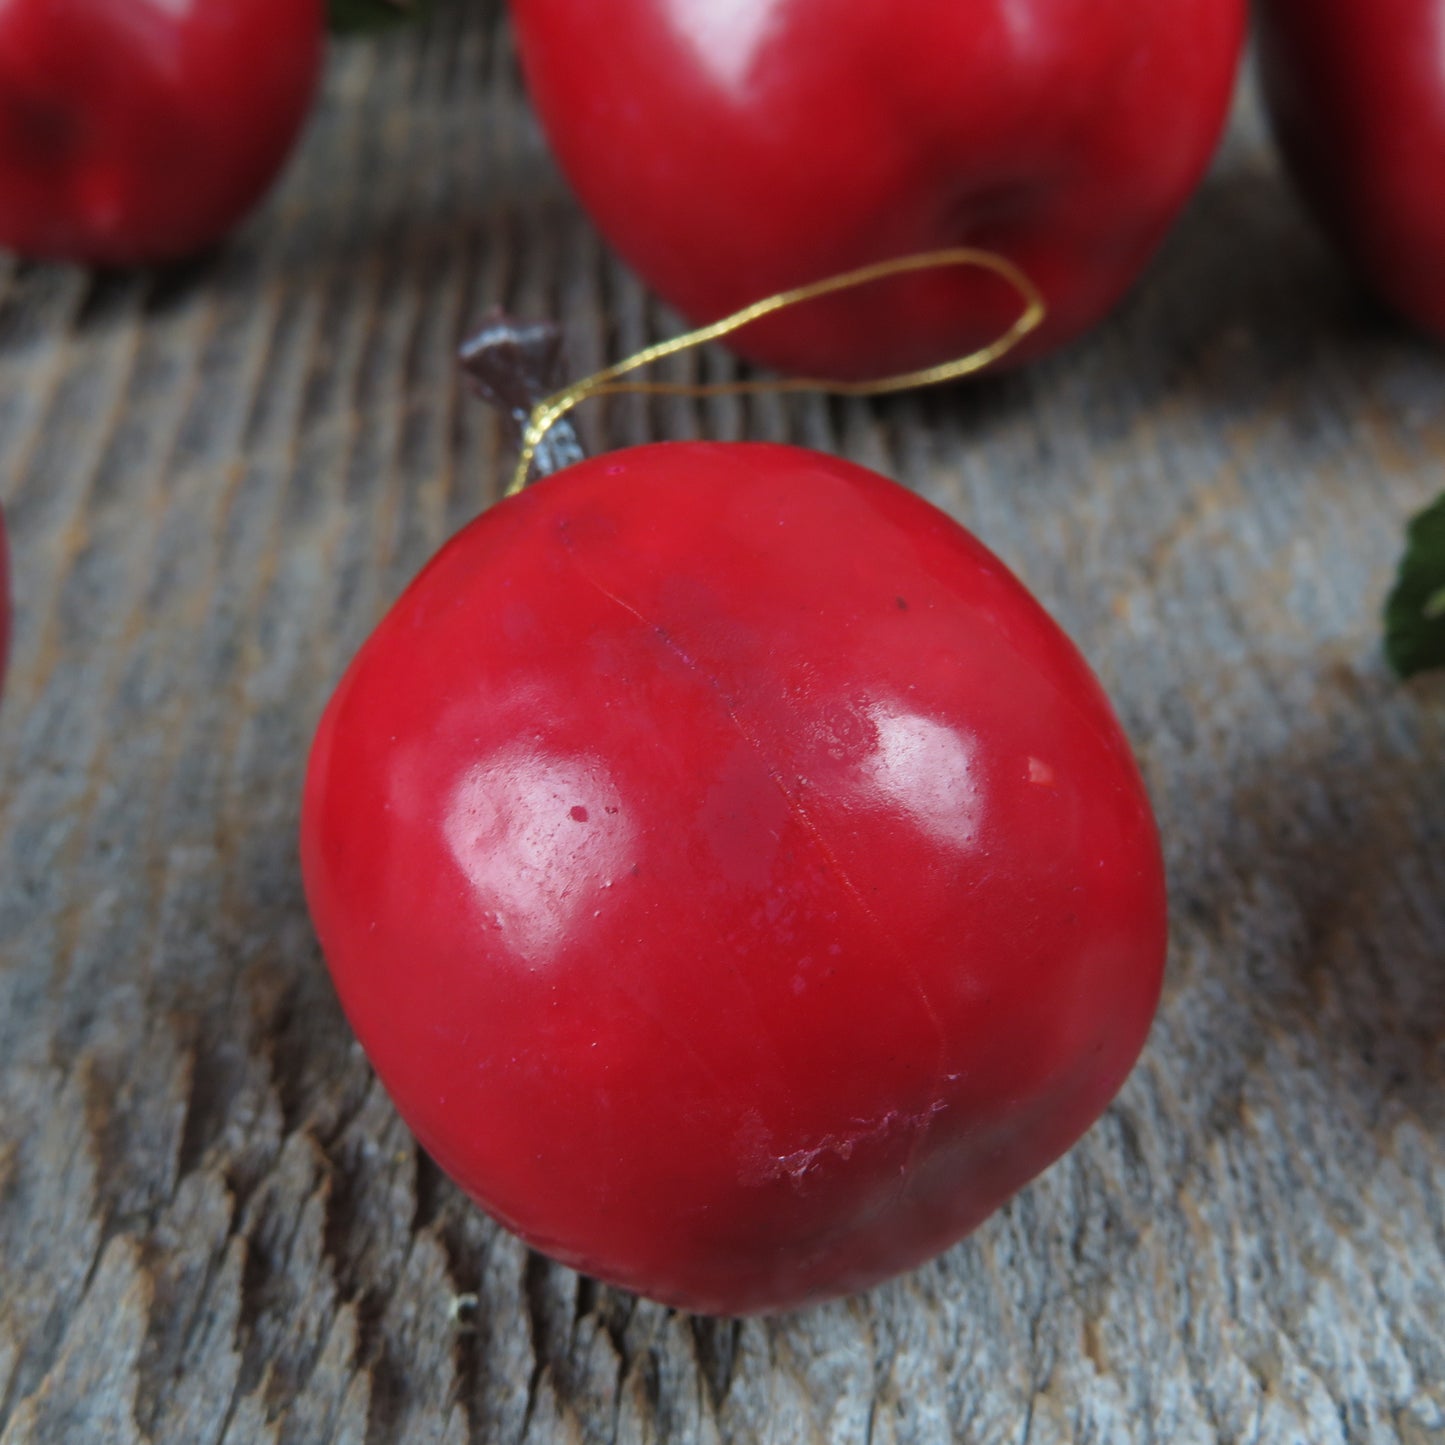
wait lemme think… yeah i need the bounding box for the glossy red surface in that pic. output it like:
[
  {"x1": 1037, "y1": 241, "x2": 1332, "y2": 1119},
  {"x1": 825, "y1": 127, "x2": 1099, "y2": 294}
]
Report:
[
  {"x1": 0, "y1": 0, "x2": 323, "y2": 266},
  {"x1": 302, "y1": 444, "x2": 1167, "y2": 1314},
  {"x1": 1258, "y1": 0, "x2": 1445, "y2": 338},
  {"x1": 510, "y1": 0, "x2": 1245, "y2": 380}
]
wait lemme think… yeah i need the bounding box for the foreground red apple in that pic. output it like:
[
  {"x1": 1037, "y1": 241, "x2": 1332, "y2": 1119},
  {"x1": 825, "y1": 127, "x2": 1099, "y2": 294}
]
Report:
[
  {"x1": 302, "y1": 443, "x2": 1167, "y2": 1314},
  {"x1": 0, "y1": 0, "x2": 324, "y2": 267},
  {"x1": 510, "y1": 0, "x2": 1246, "y2": 380},
  {"x1": 1258, "y1": 0, "x2": 1445, "y2": 338}
]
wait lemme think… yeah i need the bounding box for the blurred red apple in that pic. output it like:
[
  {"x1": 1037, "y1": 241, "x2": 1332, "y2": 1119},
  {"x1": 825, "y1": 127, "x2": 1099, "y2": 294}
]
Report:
[
  {"x1": 511, "y1": 0, "x2": 1246, "y2": 379},
  {"x1": 0, "y1": 0, "x2": 323, "y2": 266},
  {"x1": 1259, "y1": 0, "x2": 1445, "y2": 337}
]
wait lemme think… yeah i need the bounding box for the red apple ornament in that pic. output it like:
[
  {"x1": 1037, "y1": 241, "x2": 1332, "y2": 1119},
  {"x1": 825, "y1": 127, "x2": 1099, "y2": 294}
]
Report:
[
  {"x1": 509, "y1": 0, "x2": 1246, "y2": 380},
  {"x1": 0, "y1": 0, "x2": 324, "y2": 267},
  {"x1": 1258, "y1": 0, "x2": 1445, "y2": 338},
  {"x1": 302, "y1": 421, "x2": 1167, "y2": 1313}
]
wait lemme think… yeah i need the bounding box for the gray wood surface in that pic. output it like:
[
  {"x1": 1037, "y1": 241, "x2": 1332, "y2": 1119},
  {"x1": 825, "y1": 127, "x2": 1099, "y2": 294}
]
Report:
[{"x1": 2, "y1": 5, "x2": 1443, "y2": 1441}]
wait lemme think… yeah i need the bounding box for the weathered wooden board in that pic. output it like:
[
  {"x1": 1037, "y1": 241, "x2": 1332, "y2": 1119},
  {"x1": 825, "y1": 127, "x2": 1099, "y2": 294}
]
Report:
[{"x1": 2, "y1": 5, "x2": 1444, "y2": 1441}]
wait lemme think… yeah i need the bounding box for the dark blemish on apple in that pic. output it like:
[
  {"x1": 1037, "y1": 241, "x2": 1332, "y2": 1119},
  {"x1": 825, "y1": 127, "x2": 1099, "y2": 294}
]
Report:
[
  {"x1": 570, "y1": 805, "x2": 589, "y2": 822},
  {"x1": 4, "y1": 92, "x2": 81, "y2": 165},
  {"x1": 896, "y1": 596, "x2": 909, "y2": 610}
]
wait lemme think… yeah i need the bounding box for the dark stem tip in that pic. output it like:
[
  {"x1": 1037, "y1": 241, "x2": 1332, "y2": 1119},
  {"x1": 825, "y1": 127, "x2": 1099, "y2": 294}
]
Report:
[
  {"x1": 459, "y1": 308, "x2": 587, "y2": 481},
  {"x1": 460, "y1": 309, "x2": 568, "y2": 418}
]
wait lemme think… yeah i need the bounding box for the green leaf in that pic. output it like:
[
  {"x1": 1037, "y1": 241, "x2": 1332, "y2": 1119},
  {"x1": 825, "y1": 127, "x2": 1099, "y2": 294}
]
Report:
[
  {"x1": 328, "y1": 0, "x2": 431, "y2": 35},
  {"x1": 1384, "y1": 492, "x2": 1445, "y2": 678}
]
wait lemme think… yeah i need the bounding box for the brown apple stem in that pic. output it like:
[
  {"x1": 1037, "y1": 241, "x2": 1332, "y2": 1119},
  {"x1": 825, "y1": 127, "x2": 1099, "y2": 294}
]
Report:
[{"x1": 459, "y1": 308, "x2": 587, "y2": 483}]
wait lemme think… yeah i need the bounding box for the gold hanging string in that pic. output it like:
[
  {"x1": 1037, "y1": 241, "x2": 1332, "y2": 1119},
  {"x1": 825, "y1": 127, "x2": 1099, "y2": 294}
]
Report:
[{"x1": 508, "y1": 246, "x2": 1046, "y2": 496}]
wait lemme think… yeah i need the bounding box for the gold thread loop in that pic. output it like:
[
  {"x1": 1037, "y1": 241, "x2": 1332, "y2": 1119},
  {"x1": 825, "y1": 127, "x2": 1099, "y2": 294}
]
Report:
[{"x1": 509, "y1": 247, "x2": 1046, "y2": 497}]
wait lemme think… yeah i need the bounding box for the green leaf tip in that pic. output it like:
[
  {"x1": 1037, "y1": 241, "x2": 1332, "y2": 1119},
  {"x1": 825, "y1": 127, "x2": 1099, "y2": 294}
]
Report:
[
  {"x1": 1384, "y1": 491, "x2": 1445, "y2": 679},
  {"x1": 329, "y1": 0, "x2": 431, "y2": 35}
]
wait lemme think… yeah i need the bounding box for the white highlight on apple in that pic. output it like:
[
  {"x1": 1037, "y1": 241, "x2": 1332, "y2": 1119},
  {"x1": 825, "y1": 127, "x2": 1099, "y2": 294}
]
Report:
[
  {"x1": 862, "y1": 706, "x2": 983, "y2": 849},
  {"x1": 444, "y1": 749, "x2": 634, "y2": 959},
  {"x1": 663, "y1": 0, "x2": 787, "y2": 95}
]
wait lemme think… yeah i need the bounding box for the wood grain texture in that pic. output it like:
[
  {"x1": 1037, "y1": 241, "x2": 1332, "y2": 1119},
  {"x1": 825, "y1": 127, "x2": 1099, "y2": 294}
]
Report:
[{"x1": 2, "y1": 6, "x2": 1444, "y2": 1441}]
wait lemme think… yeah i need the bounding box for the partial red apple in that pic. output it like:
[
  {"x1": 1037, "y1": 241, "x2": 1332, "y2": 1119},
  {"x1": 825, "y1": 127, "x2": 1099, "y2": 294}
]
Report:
[
  {"x1": 510, "y1": 0, "x2": 1246, "y2": 379},
  {"x1": 0, "y1": 0, "x2": 323, "y2": 267},
  {"x1": 1258, "y1": 0, "x2": 1445, "y2": 338}
]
